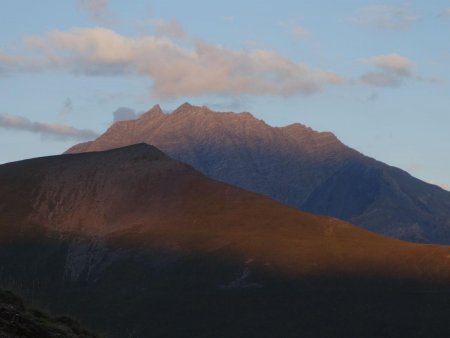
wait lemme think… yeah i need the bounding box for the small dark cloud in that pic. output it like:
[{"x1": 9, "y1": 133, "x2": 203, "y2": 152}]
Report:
[
  {"x1": 205, "y1": 98, "x2": 249, "y2": 112},
  {"x1": 113, "y1": 107, "x2": 138, "y2": 121},
  {"x1": 366, "y1": 92, "x2": 379, "y2": 101},
  {"x1": 60, "y1": 97, "x2": 73, "y2": 117},
  {"x1": 0, "y1": 114, "x2": 99, "y2": 141}
]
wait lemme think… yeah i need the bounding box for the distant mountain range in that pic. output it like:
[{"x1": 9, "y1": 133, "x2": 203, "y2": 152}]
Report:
[
  {"x1": 67, "y1": 103, "x2": 450, "y2": 244},
  {"x1": 2, "y1": 144, "x2": 450, "y2": 337}
]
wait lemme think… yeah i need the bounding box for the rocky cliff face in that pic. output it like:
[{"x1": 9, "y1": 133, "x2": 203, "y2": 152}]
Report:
[{"x1": 67, "y1": 103, "x2": 450, "y2": 244}]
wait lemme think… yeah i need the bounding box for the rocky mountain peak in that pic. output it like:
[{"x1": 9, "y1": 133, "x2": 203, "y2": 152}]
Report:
[{"x1": 139, "y1": 104, "x2": 164, "y2": 120}]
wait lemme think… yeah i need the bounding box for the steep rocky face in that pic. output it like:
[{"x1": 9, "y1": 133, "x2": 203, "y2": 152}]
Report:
[
  {"x1": 3, "y1": 145, "x2": 450, "y2": 337},
  {"x1": 67, "y1": 103, "x2": 450, "y2": 244}
]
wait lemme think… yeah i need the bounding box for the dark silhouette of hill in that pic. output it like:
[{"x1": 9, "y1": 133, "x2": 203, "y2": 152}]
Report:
[
  {"x1": 0, "y1": 289, "x2": 99, "y2": 337},
  {"x1": 2, "y1": 144, "x2": 450, "y2": 337},
  {"x1": 66, "y1": 103, "x2": 450, "y2": 244}
]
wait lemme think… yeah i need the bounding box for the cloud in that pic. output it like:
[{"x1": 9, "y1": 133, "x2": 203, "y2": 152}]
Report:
[
  {"x1": 351, "y1": 4, "x2": 419, "y2": 30},
  {"x1": 291, "y1": 25, "x2": 309, "y2": 41},
  {"x1": 0, "y1": 51, "x2": 26, "y2": 74},
  {"x1": 360, "y1": 72, "x2": 402, "y2": 86},
  {"x1": 222, "y1": 16, "x2": 235, "y2": 23},
  {"x1": 113, "y1": 107, "x2": 138, "y2": 121},
  {"x1": 151, "y1": 19, "x2": 186, "y2": 40},
  {"x1": 0, "y1": 114, "x2": 99, "y2": 141},
  {"x1": 205, "y1": 98, "x2": 249, "y2": 112},
  {"x1": 278, "y1": 21, "x2": 310, "y2": 42},
  {"x1": 362, "y1": 53, "x2": 415, "y2": 75},
  {"x1": 359, "y1": 53, "x2": 418, "y2": 87},
  {"x1": 366, "y1": 92, "x2": 379, "y2": 101},
  {"x1": 16, "y1": 27, "x2": 345, "y2": 99},
  {"x1": 438, "y1": 8, "x2": 450, "y2": 19},
  {"x1": 60, "y1": 97, "x2": 73, "y2": 117},
  {"x1": 77, "y1": 0, "x2": 109, "y2": 21}
]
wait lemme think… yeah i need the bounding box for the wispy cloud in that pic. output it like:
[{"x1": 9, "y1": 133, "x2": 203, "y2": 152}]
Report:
[
  {"x1": 438, "y1": 8, "x2": 450, "y2": 20},
  {"x1": 359, "y1": 53, "x2": 443, "y2": 87},
  {"x1": 205, "y1": 98, "x2": 249, "y2": 112},
  {"x1": 77, "y1": 0, "x2": 109, "y2": 21},
  {"x1": 221, "y1": 16, "x2": 235, "y2": 23},
  {"x1": 4, "y1": 27, "x2": 345, "y2": 100},
  {"x1": 359, "y1": 53, "x2": 424, "y2": 87},
  {"x1": 351, "y1": 4, "x2": 419, "y2": 30},
  {"x1": 0, "y1": 114, "x2": 99, "y2": 141},
  {"x1": 291, "y1": 24, "x2": 310, "y2": 41},
  {"x1": 363, "y1": 53, "x2": 415, "y2": 75},
  {"x1": 151, "y1": 19, "x2": 186, "y2": 40},
  {"x1": 278, "y1": 21, "x2": 310, "y2": 42}
]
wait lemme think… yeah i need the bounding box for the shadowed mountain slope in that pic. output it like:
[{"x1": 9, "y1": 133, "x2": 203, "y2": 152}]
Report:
[
  {"x1": 2, "y1": 145, "x2": 450, "y2": 337},
  {"x1": 67, "y1": 103, "x2": 450, "y2": 244}
]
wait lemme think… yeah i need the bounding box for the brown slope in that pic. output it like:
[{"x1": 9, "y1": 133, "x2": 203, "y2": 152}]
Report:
[
  {"x1": 4, "y1": 145, "x2": 450, "y2": 337},
  {"x1": 2, "y1": 143, "x2": 450, "y2": 280}
]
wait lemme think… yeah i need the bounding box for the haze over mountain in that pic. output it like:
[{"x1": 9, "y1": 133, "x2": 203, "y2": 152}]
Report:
[
  {"x1": 67, "y1": 103, "x2": 450, "y2": 244},
  {"x1": 3, "y1": 144, "x2": 450, "y2": 337}
]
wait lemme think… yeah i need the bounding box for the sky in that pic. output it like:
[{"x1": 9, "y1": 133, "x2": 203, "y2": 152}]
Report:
[{"x1": 0, "y1": 0, "x2": 449, "y2": 190}]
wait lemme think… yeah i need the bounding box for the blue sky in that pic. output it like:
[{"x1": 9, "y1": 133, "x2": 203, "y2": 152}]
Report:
[{"x1": 0, "y1": 0, "x2": 449, "y2": 190}]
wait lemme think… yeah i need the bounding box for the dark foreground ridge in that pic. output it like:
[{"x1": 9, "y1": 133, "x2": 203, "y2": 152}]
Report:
[
  {"x1": 0, "y1": 289, "x2": 99, "y2": 337},
  {"x1": 2, "y1": 144, "x2": 450, "y2": 337},
  {"x1": 66, "y1": 103, "x2": 450, "y2": 244}
]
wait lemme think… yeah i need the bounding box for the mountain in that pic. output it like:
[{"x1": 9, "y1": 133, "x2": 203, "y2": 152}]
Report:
[
  {"x1": 2, "y1": 144, "x2": 450, "y2": 337},
  {"x1": 67, "y1": 103, "x2": 450, "y2": 244}
]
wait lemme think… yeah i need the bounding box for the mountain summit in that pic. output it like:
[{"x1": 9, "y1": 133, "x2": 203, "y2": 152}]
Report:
[{"x1": 67, "y1": 103, "x2": 450, "y2": 244}]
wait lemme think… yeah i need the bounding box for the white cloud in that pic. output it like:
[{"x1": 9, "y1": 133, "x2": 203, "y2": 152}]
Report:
[
  {"x1": 351, "y1": 4, "x2": 419, "y2": 30},
  {"x1": 0, "y1": 114, "x2": 99, "y2": 141},
  {"x1": 359, "y1": 53, "x2": 419, "y2": 87},
  {"x1": 13, "y1": 27, "x2": 345, "y2": 99},
  {"x1": 362, "y1": 53, "x2": 415, "y2": 75}
]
